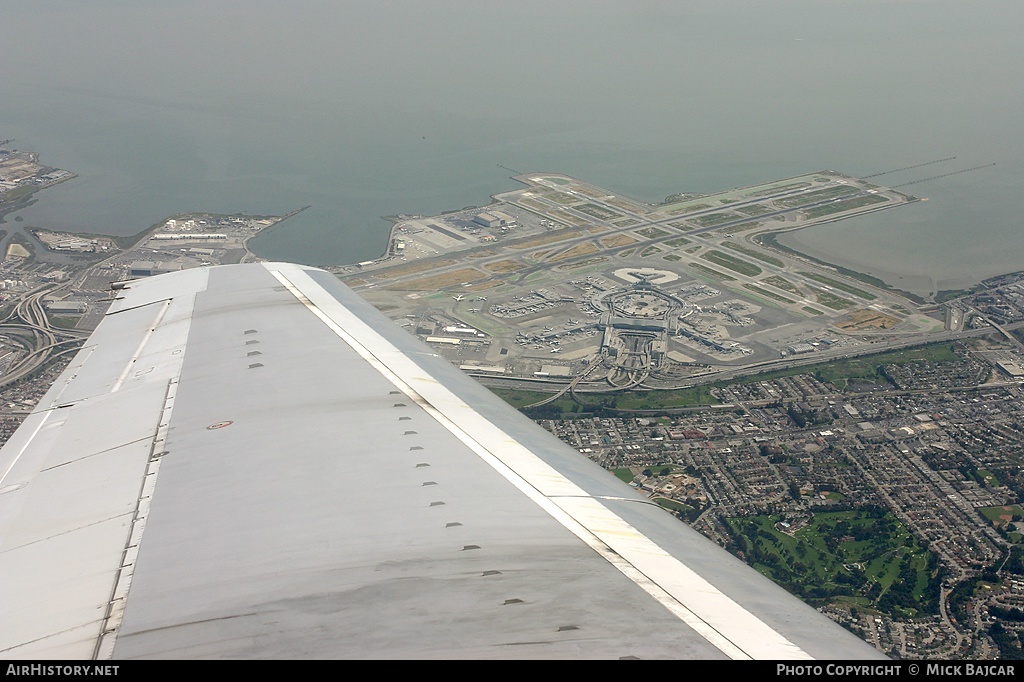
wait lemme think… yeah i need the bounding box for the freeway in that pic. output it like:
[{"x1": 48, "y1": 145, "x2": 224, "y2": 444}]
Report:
[
  {"x1": 478, "y1": 321, "x2": 1024, "y2": 397},
  {"x1": 0, "y1": 278, "x2": 90, "y2": 390}
]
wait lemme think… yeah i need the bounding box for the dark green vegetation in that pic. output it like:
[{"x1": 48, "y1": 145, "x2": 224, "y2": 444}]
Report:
[
  {"x1": 979, "y1": 505, "x2": 1023, "y2": 529},
  {"x1": 490, "y1": 385, "x2": 720, "y2": 418},
  {"x1": 811, "y1": 288, "x2": 853, "y2": 310},
  {"x1": 701, "y1": 250, "x2": 762, "y2": 277},
  {"x1": 950, "y1": 573, "x2": 1024, "y2": 659},
  {"x1": 491, "y1": 342, "x2": 965, "y2": 417},
  {"x1": 653, "y1": 497, "x2": 697, "y2": 516},
  {"x1": 785, "y1": 343, "x2": 961, "y2": 390},
  {"x1": 613, "y1": 468, "x2": 635, "y2": 483},
  {"x1": 977, "y1": 469, "x2": 1001, "y2": 487},
  {"x1": 724, "y1": 509, "x2": 941, "y2": 617}
]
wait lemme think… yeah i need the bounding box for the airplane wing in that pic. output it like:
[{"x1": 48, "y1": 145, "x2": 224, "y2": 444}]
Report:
[{"x1": 0, "y1": 262, "x2": 883, "y2": 660}]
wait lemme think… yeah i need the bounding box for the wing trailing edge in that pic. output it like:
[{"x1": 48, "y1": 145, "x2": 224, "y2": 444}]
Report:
[{"x1": 0, "y1": 263, "x2": 884, "y2": 660}]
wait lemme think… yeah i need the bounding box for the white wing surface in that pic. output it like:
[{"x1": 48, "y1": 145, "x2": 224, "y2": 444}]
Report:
[{"x1": 0, "y1": 263, "x2": 883, "y2": 660}]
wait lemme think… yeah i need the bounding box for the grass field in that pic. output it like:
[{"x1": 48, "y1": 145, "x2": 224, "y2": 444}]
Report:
[
  {"x1": 762, "y1": 275, "x2": 801, "y2": 293},
  {"x1": 688, "y1": 263, "x2": 737, "y2": 281},
  {"x1": 979, "y1": 505, "x2": 1023, "y2": 528},
  {"x1": 613, "y1": 468, "x2": 636, "y2": 483},
  {"x1": 727, "y1": 510, "x2": 940, "y2": 616},
  {"x1": 723, "y1": 242, "x2": 784, "y2": 267},
  {"x1": 722, "y1": 343, "x2": 961, "y2": 390},
  {"x1": 811, "y1": 288, "x2": 853, "y2": 310},
  {"x1": 653, "y1": 497, "x2": 695, "y2": 513},
  {"x1": 702, "y1": 250, "x2": 762, "y2": 277}
]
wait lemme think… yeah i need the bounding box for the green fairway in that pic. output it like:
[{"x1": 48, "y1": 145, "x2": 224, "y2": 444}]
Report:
[{"x1": 725, "y1": 510, "x2": 940, "y2": 616}]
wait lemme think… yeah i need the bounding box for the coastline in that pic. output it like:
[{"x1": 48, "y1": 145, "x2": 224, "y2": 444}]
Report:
[
  {"x1": 0, "y1": 148, "x2": 1000, "y2": 303},
  {"x1": 766, "y1": 229, "x2": 976, "y2": 304},
  {"x1": 239, "y1": 205, "x2": 311, "y2": 262}
]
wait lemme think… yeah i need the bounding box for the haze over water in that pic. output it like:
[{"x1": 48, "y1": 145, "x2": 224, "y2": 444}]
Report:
[{"x1": 2, "y1": 1, "x2": 1022, "y2": 297}]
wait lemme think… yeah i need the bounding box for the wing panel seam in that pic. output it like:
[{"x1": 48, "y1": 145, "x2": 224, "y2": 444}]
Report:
[{"x1": 269, "y1": 266, "x2": 813, "y2": 661}]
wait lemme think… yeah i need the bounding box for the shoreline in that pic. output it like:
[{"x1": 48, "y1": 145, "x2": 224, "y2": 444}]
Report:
[
  {"x1": 0, "y1": 150, "x2": 1006, "y2": 301},
  {"x1": 241, "y1": 205, "x2": 311, "y2": 262},
  {"x1": 767, "y1": 229, "x2": 980, "y2": 303}
]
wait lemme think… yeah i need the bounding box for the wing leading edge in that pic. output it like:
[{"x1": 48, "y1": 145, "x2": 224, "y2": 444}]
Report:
[{"x1": 0, "y1": 262, "x2": 884, "y2": 660}]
